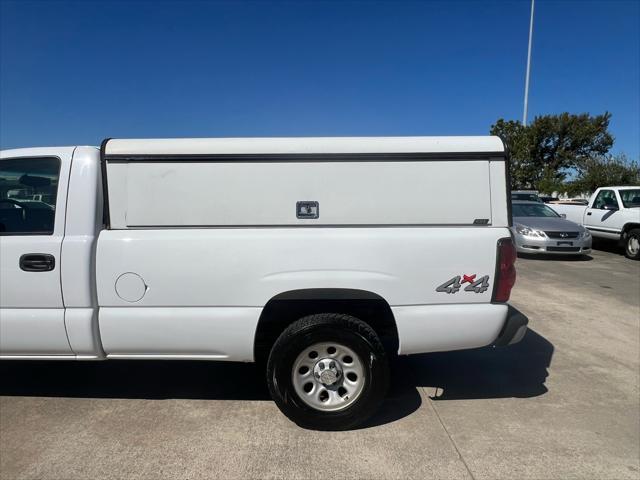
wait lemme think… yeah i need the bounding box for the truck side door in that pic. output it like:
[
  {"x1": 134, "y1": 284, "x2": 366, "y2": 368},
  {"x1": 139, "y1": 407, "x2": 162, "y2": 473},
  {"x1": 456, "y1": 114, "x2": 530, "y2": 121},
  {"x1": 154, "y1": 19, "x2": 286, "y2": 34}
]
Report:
[
  {"x1": 0, "y1": 149, "x2": 73, "y2": 355},
  {"x1": 584, "y1": 189, "x2": 623, "y2": 239}
]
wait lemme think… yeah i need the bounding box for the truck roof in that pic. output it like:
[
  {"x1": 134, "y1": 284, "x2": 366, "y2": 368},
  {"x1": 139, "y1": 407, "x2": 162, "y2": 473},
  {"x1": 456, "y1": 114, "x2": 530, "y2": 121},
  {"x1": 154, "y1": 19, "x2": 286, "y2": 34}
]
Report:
[{"x1": 102, "y1": 136, "x2": 506, "y2": 158}]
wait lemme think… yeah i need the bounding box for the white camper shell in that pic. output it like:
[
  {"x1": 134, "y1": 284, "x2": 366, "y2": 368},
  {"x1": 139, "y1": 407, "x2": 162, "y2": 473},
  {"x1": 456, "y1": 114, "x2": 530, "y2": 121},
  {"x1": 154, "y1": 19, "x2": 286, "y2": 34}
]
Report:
[
  {"x1": 1, "y1": 136, "x2": 523, "y2": 430},
  {"x1": 103, "y1": 137, "x2": 510, "y2": 228}
]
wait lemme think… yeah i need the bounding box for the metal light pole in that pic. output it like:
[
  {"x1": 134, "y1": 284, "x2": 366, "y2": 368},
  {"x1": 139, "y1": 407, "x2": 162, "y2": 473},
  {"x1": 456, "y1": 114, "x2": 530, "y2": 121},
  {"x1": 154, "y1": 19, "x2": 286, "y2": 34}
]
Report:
[{"x1": 523, "y1": 0, "x2": 535, "y2": 126}]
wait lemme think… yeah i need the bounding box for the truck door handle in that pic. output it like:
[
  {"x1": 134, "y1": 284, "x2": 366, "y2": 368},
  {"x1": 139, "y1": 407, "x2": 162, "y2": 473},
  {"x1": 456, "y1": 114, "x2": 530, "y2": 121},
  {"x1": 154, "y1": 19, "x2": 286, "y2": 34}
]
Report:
[
  {"x1": 587, "y1": 212, "x2": 592, "y2": 216},
  {"x1": 19, "y1": 254, "x2": 55, "y2": 272}
]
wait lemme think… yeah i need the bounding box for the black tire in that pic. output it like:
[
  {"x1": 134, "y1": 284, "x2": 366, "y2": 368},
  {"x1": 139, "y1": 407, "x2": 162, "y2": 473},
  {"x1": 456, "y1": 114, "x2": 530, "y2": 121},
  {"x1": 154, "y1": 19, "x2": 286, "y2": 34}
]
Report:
[
  {"x1": 266, "y1": 313, "x2": 389, "y2": 431},
  {"x1": 625, "y1": 228, "x2": 640, "y2": 260}
]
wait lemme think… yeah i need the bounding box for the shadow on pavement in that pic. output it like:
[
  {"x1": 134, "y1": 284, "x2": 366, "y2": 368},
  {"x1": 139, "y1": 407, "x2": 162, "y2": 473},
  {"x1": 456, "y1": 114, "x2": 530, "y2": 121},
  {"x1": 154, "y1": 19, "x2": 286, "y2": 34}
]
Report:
[
  {"x1": 0, "y1": 360, "x2": 272, "y2": 401},
  {"x1": 360, "y1": 357, "x2": 423, "y2": 429},
  {"x1": 0, "y1": 327, "x2": 552, "y2": 427},
  {"x1": 591, "y1": 237, "x2": 625, "y2": 256},
  {"x1": 410, "y1": 327, "x2": 553, "y2": 400},
  {"x1": 0, "y1": 357, "x2": 422, "y2": 428}
]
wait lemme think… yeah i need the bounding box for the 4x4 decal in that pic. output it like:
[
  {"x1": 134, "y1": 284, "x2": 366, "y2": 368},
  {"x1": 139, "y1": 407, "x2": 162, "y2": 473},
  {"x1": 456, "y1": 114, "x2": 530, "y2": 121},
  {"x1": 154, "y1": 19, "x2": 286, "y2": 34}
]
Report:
[{"x1": 436, "y1": 274, "x2": 490, "y2": 294}]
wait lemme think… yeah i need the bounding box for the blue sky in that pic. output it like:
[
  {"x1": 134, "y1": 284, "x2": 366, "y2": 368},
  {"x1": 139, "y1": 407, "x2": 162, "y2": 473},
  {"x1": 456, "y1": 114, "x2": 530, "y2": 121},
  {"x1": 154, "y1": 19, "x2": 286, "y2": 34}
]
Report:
[{"x1": 1, "y1": 0, "x2": 638, "y2": 158}]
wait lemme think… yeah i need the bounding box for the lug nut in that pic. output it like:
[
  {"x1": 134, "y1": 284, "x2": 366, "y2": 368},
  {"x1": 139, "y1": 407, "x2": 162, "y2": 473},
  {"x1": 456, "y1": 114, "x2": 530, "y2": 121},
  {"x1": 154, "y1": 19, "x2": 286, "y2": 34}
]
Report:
[
  {"x1": 319, "y1": 362, "x2": 325, "y2": 370},
  {"x1": 329, "y1": 361, "x2": 335, "y2": 369}
]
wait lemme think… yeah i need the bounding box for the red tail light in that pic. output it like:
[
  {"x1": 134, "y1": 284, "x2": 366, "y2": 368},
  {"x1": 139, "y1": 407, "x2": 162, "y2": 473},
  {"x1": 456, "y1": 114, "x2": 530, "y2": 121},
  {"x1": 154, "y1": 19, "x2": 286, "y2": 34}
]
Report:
[{"x1": 492, "y1": 237, "x2": 517, "y2": 302}]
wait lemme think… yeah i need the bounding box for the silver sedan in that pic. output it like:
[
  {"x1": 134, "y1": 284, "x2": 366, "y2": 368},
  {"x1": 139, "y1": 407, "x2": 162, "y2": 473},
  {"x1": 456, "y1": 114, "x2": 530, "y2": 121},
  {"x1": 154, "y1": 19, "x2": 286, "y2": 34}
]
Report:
[{"x1": 511, "y1": 201, "x2": 592, "y2": 255}]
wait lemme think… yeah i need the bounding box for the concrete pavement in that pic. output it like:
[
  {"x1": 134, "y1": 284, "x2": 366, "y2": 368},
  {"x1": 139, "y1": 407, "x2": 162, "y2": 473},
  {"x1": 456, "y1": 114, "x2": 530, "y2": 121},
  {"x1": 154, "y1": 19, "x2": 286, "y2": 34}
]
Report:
[{"x1": 1, "y1": 248, "x2": 639, "y2": 479}]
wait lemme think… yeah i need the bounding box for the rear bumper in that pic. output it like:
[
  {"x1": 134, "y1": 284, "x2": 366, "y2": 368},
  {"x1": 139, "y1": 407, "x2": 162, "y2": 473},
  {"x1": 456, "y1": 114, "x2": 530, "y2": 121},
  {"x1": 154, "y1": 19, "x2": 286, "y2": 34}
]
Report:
[
  {"x1": 492, "y1": 305, "x2": 528, "y2": 346},
  {"x1": 393, "y1": 303, "x2": 509, "y2": 355},
  {"x1": 393, "y1": 303, "x2": 529, "y2": 355}
]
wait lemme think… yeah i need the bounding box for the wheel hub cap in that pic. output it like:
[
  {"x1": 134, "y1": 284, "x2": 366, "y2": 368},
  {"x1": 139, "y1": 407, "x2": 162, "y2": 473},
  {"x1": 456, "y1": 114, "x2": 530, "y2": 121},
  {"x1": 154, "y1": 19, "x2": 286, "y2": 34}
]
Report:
[
  {"x1": 315, "y1": 358, "x2": 342, "y2": 386},
  {"x1": 291, "y1": 342, "x2": 365, "y2": 412}
]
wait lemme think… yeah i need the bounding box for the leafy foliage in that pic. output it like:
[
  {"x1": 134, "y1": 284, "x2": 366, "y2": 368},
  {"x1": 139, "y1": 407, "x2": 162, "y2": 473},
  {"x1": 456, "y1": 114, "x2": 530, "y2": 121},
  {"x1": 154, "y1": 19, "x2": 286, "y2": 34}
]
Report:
[
  {"x1": 490, "y1": 112, "x2": 615, "y2": 192},
  {"x1": 565, "y1": 154, "x2": 640, "y2": 196}
]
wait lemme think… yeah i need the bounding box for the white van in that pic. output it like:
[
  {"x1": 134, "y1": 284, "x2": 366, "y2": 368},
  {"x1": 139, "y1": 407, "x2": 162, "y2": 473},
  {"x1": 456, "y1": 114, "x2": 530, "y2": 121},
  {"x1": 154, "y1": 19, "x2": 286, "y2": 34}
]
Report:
[{"x1": 0, "y1": 136, "x2": 524, "y2": 429}]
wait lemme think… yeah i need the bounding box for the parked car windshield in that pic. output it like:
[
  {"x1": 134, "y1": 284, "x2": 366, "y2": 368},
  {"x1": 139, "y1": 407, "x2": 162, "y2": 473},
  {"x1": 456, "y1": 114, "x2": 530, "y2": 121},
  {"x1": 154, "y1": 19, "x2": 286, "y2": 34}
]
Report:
[
  {"x1": 620, "y1": 189, "x2": 640, "y2": 208},
  {"x1": 512, "y1": 203, "x2": 560, "y2": 218},
  {"x1": 511, "y1": 193, "x2": 541, "y2": 202}
]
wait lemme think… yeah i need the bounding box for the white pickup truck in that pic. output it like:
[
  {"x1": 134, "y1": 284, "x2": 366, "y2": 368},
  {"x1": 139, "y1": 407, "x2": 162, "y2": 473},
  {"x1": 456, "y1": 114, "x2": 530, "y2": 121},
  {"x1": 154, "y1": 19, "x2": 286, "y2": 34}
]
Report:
[
  {"x1": 0, "y1": 136, "x2": 525, "y2": 430},
  {"x1": 551, "y1": 187, "x2": 640, "y2": 260}
]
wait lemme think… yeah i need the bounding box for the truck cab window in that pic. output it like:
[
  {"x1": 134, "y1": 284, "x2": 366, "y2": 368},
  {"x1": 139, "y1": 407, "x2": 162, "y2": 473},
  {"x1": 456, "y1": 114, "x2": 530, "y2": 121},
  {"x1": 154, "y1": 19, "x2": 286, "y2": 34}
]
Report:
[
  {"x1": 592, "y1": 189, "x2": 618, "y2": 210},
  {"x1": 620, "y1": 189, "x2": 640, "y2": 208},
  {"x1": 0, "y1": 157, "x2": 60, "y2": 235}
]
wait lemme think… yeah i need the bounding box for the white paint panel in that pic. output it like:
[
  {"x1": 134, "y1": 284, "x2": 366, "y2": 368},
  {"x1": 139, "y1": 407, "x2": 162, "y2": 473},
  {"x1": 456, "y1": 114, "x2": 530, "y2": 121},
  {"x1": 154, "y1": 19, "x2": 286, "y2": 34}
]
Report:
[
  {"x1": 61, "y1": 147, "x2": 102, "y2": 308},
  {"x1": 96, "y1": 227, "x2": 509, "y2": 308},
  {"x1": 0, "y1": 236, "x2": 64, "y2": 308},
  {"x1": 489, "y1": 160, "x2": 509, "y2": 226},
  {"x1": 393, "y1": 303, "x2": 508, "y2": 354},
  {"x1": 95, "y1": 226, "x2": 511, "y2": 363},
  {"x1": 0, "y1": 355, "x2": 98, "y2": 360},
  {"x1": 0, "y1": 147, "x2": 73, "y2": 355},
  {"x1": 98, "y1": 307, "x2": 260, "y2": 361},
  {"x1": 0, "y1": 309, "x2": 71, "y2": 354},
  {"x1": 549, "y1": 204, "x2": 587, "y2": 225},
  {"x1": 111, "y1": 160, "x2": 493, "y2": 227},
  {"x1": 65, "y1": 308, "x2": 104, "y2": 357},
  {"x1": 105, "y1": 136, "x2": 505, "y2": 156}
]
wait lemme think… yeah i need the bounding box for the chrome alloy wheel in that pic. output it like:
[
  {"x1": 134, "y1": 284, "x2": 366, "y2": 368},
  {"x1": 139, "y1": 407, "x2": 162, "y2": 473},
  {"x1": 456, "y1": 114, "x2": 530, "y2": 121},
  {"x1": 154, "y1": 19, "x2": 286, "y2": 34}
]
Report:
[
  {"x1": 629, "y1": 235, "x2": 640, "y2": 256},
  {"x1": 292, "y1": 342, "x2": 365, "y2": 412}
]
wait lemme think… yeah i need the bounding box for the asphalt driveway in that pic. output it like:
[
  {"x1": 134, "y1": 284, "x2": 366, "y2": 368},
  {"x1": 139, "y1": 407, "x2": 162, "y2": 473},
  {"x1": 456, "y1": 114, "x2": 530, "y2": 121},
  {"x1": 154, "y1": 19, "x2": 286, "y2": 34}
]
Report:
[{"x1": 1, "y1": 246, "x2": 639, "y2": 479}]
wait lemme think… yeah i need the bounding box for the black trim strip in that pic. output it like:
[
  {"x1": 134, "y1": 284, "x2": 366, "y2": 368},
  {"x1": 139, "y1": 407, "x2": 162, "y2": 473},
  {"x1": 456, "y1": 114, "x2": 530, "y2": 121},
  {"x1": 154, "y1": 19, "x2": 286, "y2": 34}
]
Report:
[
  {"x1": 493, "y1": 305, "x2": 528, "y2": 347},
  {"x1": 100, "y1": 138, "x2": 112, "y2": 229},
  {"x1": 0, "y1": 231, "x2": 55, "y2": 236},
  {"x1": 585, "y1": 226, "x2": 621, "y2": 234},
  {"x1": 112, "y1": 223, "x2": 493, "y2": 229},
  {"x1": 103, "y1": 151, "x2": 507, "y2": 162}
]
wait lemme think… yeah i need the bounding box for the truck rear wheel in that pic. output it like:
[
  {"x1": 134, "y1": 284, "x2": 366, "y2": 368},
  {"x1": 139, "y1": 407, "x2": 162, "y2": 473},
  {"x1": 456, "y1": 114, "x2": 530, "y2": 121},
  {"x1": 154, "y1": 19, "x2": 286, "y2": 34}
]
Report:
[
  {"x1": 625, "y1": 228, "x2": 640, "y2": 260},
  {"x1": 266, "y1": 313, "x2": 389, "y2": 430}
]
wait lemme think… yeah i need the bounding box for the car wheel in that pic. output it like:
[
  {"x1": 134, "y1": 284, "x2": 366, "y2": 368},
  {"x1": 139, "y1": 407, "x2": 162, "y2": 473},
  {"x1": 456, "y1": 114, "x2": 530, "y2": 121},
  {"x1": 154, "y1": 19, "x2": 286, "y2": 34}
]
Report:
[
  {"x1": 625, "y1": 228, "x2": 640, "y2": 260},
  {"x1": 266, "y1": 313, "x2": 389, "y2": 431}
]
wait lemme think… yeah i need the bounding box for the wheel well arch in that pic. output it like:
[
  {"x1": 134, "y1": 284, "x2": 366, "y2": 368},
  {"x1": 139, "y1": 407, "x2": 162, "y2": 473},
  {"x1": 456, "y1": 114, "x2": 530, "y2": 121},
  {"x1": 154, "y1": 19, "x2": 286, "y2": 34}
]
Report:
[
  {"x1": 253, "y1": 288, "x2": 399, "y2": 363},
  {"x1": 622, "y1": 223, "x2": 640, "y2": 236}
]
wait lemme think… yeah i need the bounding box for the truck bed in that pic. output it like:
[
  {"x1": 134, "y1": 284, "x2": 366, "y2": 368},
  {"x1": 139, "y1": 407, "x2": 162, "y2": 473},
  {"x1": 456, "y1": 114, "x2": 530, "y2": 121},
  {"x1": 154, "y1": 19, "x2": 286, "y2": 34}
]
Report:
[{"x1": 548, "y1": 203, "x2": 587, "y2": 225}]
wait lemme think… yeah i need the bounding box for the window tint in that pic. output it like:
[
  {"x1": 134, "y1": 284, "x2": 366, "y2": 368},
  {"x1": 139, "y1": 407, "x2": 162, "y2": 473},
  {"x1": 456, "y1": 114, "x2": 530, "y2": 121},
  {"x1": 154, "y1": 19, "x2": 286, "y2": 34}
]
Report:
[
  {"x1": 0, "y1": 157, "x2": 60, "y2": 235},
  {"x1": 511, "y1": 193, "x2": 542, "y2": 202},
  {"x1": 592, "y1": 190, "x2": 619, "y2": 210},
  {"x1": 512, "y1": 203, "x2": 560, "y2": 218},
  {"x1": 619, "y1": 189, "x2": 640, "y2": 208}
]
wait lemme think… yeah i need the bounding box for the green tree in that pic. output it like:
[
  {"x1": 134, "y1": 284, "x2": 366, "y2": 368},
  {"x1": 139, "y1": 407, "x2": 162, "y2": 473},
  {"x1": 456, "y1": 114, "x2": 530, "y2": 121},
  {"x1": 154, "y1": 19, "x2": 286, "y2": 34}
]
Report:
[
  {"x1": 490, "y1": 112, "x2": 614, "y2": 191},
  {"x1": 489, "y1": 119, "x2": 534, "y2": 189},
  {"x1": 565, "y1": 154, "x2": 640, "y2": 196}
]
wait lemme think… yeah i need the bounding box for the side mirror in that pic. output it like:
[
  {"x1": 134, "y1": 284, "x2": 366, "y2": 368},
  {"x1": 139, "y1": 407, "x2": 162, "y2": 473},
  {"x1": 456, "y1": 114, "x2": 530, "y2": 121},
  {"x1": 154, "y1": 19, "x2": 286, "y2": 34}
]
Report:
[
  {"x1": 602, "y1": 204, "x2": 618, "y2": 211},
  {"x1": 560, "y1": 214, "x2": 567, "y2": 219}
]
